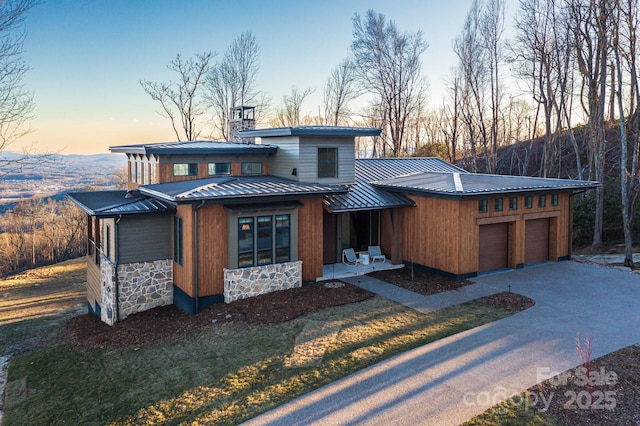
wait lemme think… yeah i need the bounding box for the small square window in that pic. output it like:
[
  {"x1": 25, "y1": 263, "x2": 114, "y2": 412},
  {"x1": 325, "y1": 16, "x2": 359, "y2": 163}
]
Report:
[
  {"x1": 241, "y1": 162, "x2": 262, "y2": 175},
  {"x1": 174, "y1": 163, "x2": 198, "y2": 176},
  {"x1": 209, "y1": 162, "x2": 231, "y2": 175},
  {"x1": 524, "y1": 196, "x2": 533, "y2": 209},
  {"x1": 494, "y1": 198, "x2": 503, "y2": 212},
  {"x1": 539, "y1": 195, "x2": 546, "y2": 207},
  {"x1": 509, "y1": 197, "x2": 518, "y2": 210},
  {"x1": 551, "y1": 194, "x2": 558, "y2": 206},
  {"x1": 478, "y1": 199, "x2": 488, "y2": 213}
]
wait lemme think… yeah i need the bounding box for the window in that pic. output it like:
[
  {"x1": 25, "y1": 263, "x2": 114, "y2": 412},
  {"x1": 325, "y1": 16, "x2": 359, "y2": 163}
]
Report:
[
  {"x1": 237, "y1": 214, "x2": 291, "y2": 268},
  {"x1": 140, "y1": 161, "x2": 147, "y2": 185},
  {"x1": 539, "y1": 195, "x2": 546, "y2": 207},
  {"x1": 241, "y1": 162, "x2": 262, "y2": 175},
  {"x1": 209, "y1": 162, "x2": 231, "y2": 175},
  {"x1": 478, "y1": 199, "x2": 488, "y2": 213},
  {"x1": 551, "y1": 194, "x2": 559, "y2": 206},
  {"x1": 238, "y1": 217, "x2": 254, "y2": 267},
  {"x1": 318, "y1": 147, "x2": 338, "y2": 178},
  {"x1": 524, "y1": 196, "x2": 533, "y2": 209},
  {"x1": 105, "y1": 224, "x2": 111, "y2": 260},
  {"x1": 509, "y1": 197, "x2": 518, "y2": 211},
  {"x1": 130, "y1": 160, "x2": 136, "y2": 182},
  {"x1": 174, "y1": 163, "x2": 198, "y2": 176},
  {"x1": 494, "y1": 198, "x2": 503, "y2": 212},
  {"x1": 150, "y1": 160, "x2": 157, "y2": 184},
  {"x1": 173, "y1": 216, "x2": 183, "y2": 265}
]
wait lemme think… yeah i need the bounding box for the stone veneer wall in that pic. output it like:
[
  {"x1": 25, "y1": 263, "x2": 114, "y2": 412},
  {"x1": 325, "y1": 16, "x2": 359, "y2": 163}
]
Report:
[
  {"x1": 98, "y1": 256, "x2": 173, "y2": 325},
  {"x1": 224, "y1": 261, "x2": 302, "y2": 303}
]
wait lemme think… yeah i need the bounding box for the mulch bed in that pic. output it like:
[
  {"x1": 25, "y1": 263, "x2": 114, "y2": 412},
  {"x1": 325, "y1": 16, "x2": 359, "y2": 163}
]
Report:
[
  {"x1": 529, "y1": 344, "x2": 640, "y2": 426},
  {"x1": 66, "y1": 281, "x2": 373, "y2": 349},
  {"x1": 369, "y1": 267, "x2": 473, "y2": 295},
  {"x1": 476, "y1": 291, "x2": 535, "y2": 312}
]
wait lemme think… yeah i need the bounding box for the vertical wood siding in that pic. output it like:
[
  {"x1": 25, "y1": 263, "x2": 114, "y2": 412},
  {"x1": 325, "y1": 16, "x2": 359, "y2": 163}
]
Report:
[
  {"x1": 86, "y1": 257, "x2": 101, "y2": 308},
  {"x1": 298, "y1": 198, "x2": 324, "y2": 280},
  {"x1": 173, "y1": 204, "x2": 194, "y2": 297},
  {"x1": 197, "y1": 205, "x2": 227, "y2": 296}
]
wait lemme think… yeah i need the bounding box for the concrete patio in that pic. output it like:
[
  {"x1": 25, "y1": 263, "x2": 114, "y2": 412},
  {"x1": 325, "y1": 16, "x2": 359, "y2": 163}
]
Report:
[{"x1": 317, "y1": 260, "x2": 403, "y2": 281}]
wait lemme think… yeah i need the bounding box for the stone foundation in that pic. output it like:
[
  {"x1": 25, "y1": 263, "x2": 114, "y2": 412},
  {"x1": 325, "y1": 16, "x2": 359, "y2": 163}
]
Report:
[
  {"x1": 98, "y1": 256, "x2": 173, "y2": 325},
  {"x1": 224, "y1": 261, "x2": 302, "y2": 303}
]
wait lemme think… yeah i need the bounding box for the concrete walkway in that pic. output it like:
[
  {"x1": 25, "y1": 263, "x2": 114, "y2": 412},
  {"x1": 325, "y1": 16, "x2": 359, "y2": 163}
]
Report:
[{"x1": 245, "y1": 261, "x2": 640, "y2": 425}]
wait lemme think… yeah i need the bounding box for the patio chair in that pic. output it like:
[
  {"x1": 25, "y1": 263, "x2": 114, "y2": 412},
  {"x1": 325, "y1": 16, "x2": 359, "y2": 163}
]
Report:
[
  {"x1": 368, "y1": 246, "x2": 386, "y2": 263},
  {"x1": 342, "y1": 248, "x2": 360, "y2": 266}
]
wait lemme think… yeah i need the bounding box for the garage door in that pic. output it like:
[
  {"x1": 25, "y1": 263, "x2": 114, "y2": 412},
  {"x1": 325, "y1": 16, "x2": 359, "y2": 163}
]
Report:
[
  {"x1": 525, "y1": 218, "x2": 549, "y2": 264},
  {"x1": 479, "y1": 223, "x2": 509, "y2": 272}
]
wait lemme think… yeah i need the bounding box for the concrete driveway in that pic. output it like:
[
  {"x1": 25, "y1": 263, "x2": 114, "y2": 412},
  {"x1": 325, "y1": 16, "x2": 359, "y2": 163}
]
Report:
[{"x1": 244, "y1": 261, "x2": 640, "y2": 425}]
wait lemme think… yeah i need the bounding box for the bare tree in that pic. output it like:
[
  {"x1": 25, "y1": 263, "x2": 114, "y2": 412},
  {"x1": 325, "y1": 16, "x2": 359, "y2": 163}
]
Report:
[
  {"x1": 567, "y1": 0, "x2": 613, "y2": 247},
  {"x1": 272, "y1": 86, "x2": 314, "y2": 127},
  {"x1": 322, "y1": 59, "x2": 358, "y2": 126},
  {"x1": 140, "y1": 52, "x2": 214, "y2": 141},
  {"x1": 205, "y1": 32, "x2": 266, "y2": 140},
  {"x1": 0, "y1": 0, "x2": 40, "y2": 178},
  {"x1": 351, "y1": 10, "x2": 428, "y2": 157}
]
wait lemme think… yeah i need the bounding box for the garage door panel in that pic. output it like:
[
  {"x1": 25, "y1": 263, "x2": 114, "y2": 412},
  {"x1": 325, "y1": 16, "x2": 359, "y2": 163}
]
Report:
[
  {"x1": 479, "y1": 223, "x2": 508, "y2": 272},
  {"x1": 525, "y1": 219, "x2": 549, "y2": 264}
]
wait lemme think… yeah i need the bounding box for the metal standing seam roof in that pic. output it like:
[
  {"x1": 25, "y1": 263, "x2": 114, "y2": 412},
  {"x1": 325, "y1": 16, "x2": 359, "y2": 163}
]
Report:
[
  {"x1": 66, "y1": 190, "x2": 176, "y2": 217},
  {"x1": 109, "y1": 140, "x2": 278, "y2": 155},
  {"x1": 325, "y1": 158, "x2": 466, "y2": 212},
  {"x1": 138, "y1": 175, "x2": 347, "y2": 202},
  {"x1": 239, "y1": 126, "x2": 382, "y2": 138},
  {"x1": 371, "y1": 171, "x2": 598, "y2": 197}
]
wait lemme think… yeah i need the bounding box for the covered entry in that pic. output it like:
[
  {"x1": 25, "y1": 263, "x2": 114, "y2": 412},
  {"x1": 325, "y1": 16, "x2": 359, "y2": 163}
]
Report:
[
  {"x1": 322, "y1": 210, "x2": 380, "y2": 264},
  {"x1": 479, "y1": 223, "x2": 509, "y2": 272},
  {"x1": 525, "y1": 218, "x2": 550, "y2": 264}
]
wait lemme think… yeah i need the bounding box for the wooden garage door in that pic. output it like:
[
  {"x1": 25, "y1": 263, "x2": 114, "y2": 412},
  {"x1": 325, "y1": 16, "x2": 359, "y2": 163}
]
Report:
[
  {"x1": 525, "y1": 218, "x2": 549, "y2": 264},
  {"x1": 479, "y1": 223, "x2": 509, "y2": 272}
]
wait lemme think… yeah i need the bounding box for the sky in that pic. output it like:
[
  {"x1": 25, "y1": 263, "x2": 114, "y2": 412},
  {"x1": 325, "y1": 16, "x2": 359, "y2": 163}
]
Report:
[{"x1": 17, "y1": 0, "x2": 519, "y2": 155}]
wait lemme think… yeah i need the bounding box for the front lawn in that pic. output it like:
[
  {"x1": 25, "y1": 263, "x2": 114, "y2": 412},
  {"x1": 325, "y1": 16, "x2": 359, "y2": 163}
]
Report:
[{"x1": 5, "y1": 294, "x2": 522, "y2": 425}]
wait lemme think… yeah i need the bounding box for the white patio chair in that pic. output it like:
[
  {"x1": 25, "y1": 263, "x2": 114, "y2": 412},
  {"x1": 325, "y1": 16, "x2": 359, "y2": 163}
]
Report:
[
  {"x1": 368, "y1": 246, "x2": 386, "y2": 263},
  {"x1": 342, "y1": 248, "x2": 360, "y2": 266}
]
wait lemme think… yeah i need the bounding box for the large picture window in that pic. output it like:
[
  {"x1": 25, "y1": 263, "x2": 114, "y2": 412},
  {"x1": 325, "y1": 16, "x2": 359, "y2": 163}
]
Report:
[
  {"x1": 318, "y1": 147, "x2": 338, "y2": 178},
  {"x1": 173, "y1": 216, "x2": 183, "y2": 265},
  {"x1": 237, "y1": 214, "x2": 291, "y2": 268}
]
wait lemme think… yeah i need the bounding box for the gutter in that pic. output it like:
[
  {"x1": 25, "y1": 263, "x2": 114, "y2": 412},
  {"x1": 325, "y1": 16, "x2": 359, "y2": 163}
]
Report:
[{"x1": 193, "y1": 200, "x2": 205, "y2": 313}]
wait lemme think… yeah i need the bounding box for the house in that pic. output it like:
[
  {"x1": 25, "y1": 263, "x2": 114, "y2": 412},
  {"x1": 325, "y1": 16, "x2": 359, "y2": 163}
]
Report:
[{"x1": 68, "y1": 106, "x2": 597, "y2": 325}]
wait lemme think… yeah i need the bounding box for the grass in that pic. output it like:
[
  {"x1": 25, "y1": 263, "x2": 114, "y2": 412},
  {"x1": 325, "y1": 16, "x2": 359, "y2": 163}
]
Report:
[
  {"x1": 5, "y1": 295, "x2": 520, "y2": 425},
  {"x1": 462, "y1": 393, "x2": 558, "y2": 426},
  {"x1": 0, "y1": 258, "x2": 86, "y2": 354}
]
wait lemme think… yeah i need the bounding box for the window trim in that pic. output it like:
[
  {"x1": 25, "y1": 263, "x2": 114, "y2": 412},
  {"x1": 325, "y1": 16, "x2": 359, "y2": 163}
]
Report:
[{"x1": 317, "y1": 147, "x2": 338, "y2": 178}]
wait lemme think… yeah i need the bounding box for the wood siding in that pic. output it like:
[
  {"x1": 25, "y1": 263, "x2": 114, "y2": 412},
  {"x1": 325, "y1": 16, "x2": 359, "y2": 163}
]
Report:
[
  {"x1": 298, "y1": 198, "x2": 324, "y2": 280},
  {"x1": 197, "y1": 205, "x2": 227, "y2": 297},
  {"x1": 401, "y1": 192, "x2": 572, "y2": 276},
  {"x1": 173, "y1": 204, "x2": 195, "y2": 297},
  {"x1": 118, "y1": 215, "x2": 172, "y2": 263},
  {"x1": 86, "y1": 257, "x2": 101, "y2": 308}
]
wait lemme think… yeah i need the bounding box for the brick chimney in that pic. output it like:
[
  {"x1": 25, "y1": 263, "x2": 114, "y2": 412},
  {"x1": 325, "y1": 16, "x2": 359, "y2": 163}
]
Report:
[{"x1": 229, "y1": 106, "x2": 256, "y2": 143}]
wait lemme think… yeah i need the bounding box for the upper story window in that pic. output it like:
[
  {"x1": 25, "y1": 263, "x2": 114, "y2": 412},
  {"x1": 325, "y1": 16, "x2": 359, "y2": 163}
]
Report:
[
  {"x1": 524, "y1": 196, "x2": 533, "y2": 209},
  {"x1": 318, "y1": 147, "x2": 338, "y2": 178},
  {"x1": 174, "y1": 163, "x2": 198, "y2": 177},
  {"x1": 551, "y1": 194, "x2": 559, "y2": 206},
  {"x1": 509, "y1": 197, "x2": 518, "y2": 210},
  {"x1": 242, "y1": 162, "x2": 262, "y2": 175},
  {"x1": 478, "y1": 199, "x2": 488, "y2": 213},
  {"x1": 494, "y1": 198, "x2": 503, "y2": 212},
  {"x1": 130, "y1": 160, "x2": 136, "y2": 182},
  {"x1": 538, "y1": 195, "x2": 546, "y2": 207},
  {"x1": 209, "y1": 162, "x2": 231, "y2": 175}
]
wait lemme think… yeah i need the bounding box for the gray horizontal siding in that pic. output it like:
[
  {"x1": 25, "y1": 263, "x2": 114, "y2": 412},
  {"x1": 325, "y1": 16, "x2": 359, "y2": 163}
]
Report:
[
  {"x1": 298, "y1": 136, "x2": 355, "y2": 184},
  {"x1": 269, "y1": 136, "x2": 300, "y2": 180},
  {"x1": 118, "y1": 215, "x2": 172, "y2": 263}
]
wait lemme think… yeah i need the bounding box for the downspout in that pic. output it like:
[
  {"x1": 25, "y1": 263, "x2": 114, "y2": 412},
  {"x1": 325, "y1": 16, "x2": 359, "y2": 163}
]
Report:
[
  {"x1": 194, "y1": 201, "x2": 205, "y2": 314},
  {"x1": 114, "y1": 215, "x2": 122, "y2": 323}
]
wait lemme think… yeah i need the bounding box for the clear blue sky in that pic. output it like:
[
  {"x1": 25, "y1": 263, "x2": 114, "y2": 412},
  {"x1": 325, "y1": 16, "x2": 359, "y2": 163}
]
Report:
[{"x1": 19, "y1": 0, "x2": 518, "y2": 154}]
